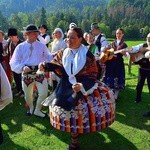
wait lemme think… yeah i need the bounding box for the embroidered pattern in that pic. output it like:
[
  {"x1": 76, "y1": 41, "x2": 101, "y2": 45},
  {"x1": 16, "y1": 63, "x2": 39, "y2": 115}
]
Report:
[
  {"x1": 22, "y1": 75, "x2": 34, "y2": 87},
  {"x1": 49, "y1": 83, "x2": 115, "y2": 133},
  {"x1": 22, "y1": 74, "x2": 45, "y2": 86},
  {"x1": 35, "y1": 74, "x2": 45, "y2": 83}
]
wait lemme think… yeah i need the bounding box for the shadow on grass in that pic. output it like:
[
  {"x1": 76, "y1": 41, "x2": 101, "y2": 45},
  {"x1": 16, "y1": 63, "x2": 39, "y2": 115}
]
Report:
[
  {"x1": 0, "y1": 84, "x2": 149, "y2": 150},
  {"x1": 116, "y1": 85, "x2": 150, "y2": 132},
  {"x1": 0, "y1": 97, "x2": 138, "y2": 150},
  {"x1": 0, "y1": 98, "x2": 50, "y2": 150},
  {"x1": 79, "y1": 128, "x2": 137, "y2": 150}
]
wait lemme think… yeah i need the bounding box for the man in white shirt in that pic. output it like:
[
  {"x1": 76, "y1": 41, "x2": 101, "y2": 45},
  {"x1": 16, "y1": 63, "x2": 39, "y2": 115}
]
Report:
[
  {"x1": 130, "y1": 33, "x2": 150, "y2": 103},
  {"x1": 10, "y1": 24, "x2": 53, "y2": 117}
]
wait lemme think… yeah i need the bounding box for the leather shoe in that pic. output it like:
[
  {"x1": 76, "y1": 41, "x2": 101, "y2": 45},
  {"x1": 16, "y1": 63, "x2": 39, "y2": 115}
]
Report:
[
  {"x1": 26, "y1": 109, "x2": 32, "y2": 116},
  {"x1": 26, "y1": 106, "x2": 34, "y2": 116}
]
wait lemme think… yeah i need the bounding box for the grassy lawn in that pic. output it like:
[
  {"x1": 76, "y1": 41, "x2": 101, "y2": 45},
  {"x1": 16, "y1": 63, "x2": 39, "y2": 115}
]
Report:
[{"x1": 0, "y1": 40, "x2": 149, "y2": 150}]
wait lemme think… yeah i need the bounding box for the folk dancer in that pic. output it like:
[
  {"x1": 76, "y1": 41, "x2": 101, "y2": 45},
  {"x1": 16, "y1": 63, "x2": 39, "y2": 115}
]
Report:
[
  {"x1": 10, "y1": 24, "x2": 53, "y2": 117},
  {"x1": 103, "y1": 28, "x2": 128, "y2": 100},
  {"x1": 39, "y1": 27, "x2": 115, "y2": 149}
]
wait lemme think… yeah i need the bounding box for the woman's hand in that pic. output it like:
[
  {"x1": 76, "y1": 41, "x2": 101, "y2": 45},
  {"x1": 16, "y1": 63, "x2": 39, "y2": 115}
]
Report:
[
  {"x1": 72, "y1": 83, "x2": 81, "y2": 92},
  {"x1": 38, "y1": 62, "x2": 45, "y2": 71}
]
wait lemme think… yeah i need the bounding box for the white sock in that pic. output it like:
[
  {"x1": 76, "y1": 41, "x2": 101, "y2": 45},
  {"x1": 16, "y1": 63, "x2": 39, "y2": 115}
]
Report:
[
  {"x1": 34, "y1": 109, "x2": 45, "y2": 118},
  {"x1": 114, "y1": 90, "x2": 119, "y2": 99},
  {"x1": 30, "y1": 105, "x2": 34, "y2": 114}
]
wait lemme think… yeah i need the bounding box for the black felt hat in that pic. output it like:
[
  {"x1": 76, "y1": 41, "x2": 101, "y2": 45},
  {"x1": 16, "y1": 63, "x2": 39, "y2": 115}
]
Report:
[
  {"x1": 22, "y1": 24, "x2": 39, "y2": 33},
  {"x1": 8, "y1": 28, "x2": 18, "y2": 36}
]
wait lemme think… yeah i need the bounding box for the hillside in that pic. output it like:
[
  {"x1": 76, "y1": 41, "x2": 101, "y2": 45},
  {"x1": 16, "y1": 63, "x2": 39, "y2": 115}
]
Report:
[
  {"x1": 0, "y1": 0, "x2": 150, "y2": 38},
  {"x1": 0, "y1": 0, "x2": 109, "y2": 17}
]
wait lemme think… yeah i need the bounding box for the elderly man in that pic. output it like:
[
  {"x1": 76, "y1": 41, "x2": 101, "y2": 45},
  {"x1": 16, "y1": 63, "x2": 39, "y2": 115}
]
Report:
[{"x1": 10, "y1": 24, "x2": 53, "y2": 117}]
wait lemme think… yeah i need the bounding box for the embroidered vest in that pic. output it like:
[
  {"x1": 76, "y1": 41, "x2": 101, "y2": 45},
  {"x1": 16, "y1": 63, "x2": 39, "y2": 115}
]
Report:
[
  {"x1": 42, "y1": 33, "x2": 49, "y2": 47},
  {"x1": 95, "y1": 34, "x2": 103, "y2": 52}
]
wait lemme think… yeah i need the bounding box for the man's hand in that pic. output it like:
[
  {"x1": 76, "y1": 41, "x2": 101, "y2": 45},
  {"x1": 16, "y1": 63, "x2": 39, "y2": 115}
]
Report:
[
  {"x1": 22, "y1": 66, "x2": 31, "y2": 73},
  {"x1": 38, "y1": 62, "x2": 45, "y2": 71}
]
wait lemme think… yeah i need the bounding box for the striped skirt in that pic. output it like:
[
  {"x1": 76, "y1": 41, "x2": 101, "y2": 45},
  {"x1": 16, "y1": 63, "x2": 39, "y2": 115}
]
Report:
[{"x1": 48, "y1": 82, "x2": 115, "y2": 134}]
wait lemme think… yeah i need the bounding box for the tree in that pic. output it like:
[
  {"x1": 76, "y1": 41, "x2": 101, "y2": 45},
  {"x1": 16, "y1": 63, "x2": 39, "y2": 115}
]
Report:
[
  {"x1": 9, "y1": 14, "x2": 23, "y2": 30},
  {"x1": 81, "y1": 20, "x2": 91, "y2": 33},
  {"x1": 39, "y1": 7, "x2": 47, "y2": 25},
  {"x1": 99, "y1": 23, "x2": 111, "y2": 37},
  {"x1": 0, "y1": 10, "x2": 9, "y2": 32},
  {"x1": 124, "y1": 25, "x2": 140, "y2": 39},
  {"x1": 18, "y1": 12, "x2": 29, "y2": 27},
  {"x1": 57, "y1": 20, "x2": 67, "y2": 33},
  {"x1": 47, "y1": 16, "x2": 59, "y2": 31},
  {"x1": 142, "y1": 26, "x2": 150, "y2": 38}
]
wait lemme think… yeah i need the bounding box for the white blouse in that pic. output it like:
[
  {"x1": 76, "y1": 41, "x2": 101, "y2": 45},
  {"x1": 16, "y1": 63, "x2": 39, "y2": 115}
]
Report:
[{"x1": 10, "y1": 40, "x2": 53, "y2": 74}]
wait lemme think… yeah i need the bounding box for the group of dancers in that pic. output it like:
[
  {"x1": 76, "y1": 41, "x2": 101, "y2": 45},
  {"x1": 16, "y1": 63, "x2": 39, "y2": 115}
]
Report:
[{"x1": 0, "y1": 22, "x2": 150, "y2": 149}]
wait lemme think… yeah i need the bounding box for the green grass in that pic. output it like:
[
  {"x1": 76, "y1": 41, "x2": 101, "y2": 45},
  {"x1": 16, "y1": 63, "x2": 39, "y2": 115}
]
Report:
[
  {"x1": 0, "y1": 40, "x2": 149, "y2": 150},
  {"x1": 125, "y1": 40, "x2": 145, "y2": 47},
  {"x1": 108, "y1": 39, "x2": 145, "y2": 47}
]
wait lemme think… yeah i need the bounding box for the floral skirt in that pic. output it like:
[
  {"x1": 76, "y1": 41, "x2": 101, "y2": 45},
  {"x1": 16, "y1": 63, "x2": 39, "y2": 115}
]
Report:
[{"x1": 48, "y1": 82, "x2": 115, "y2": 134}]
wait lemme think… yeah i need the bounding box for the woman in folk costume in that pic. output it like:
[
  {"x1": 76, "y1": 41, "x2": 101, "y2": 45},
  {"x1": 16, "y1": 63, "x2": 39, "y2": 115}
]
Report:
[
  {"x1": 0, "y1": 30, "x2": 7, "y2": 70},
  {"x1": 39, "y1": 27, "x2": 115, "y2": 150},
  {"x1": 103, "y1": 28, "x2": 128, "y2": 100},
  {"x1": 0, "y1": 64, "x2": 13, "y2": 144},
  {"x1": 0, "y1": 30, "x2": 12, "y2": 83},
  {"x1": 49, "y1": 28, "x2": 67, "y2": 90}
]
